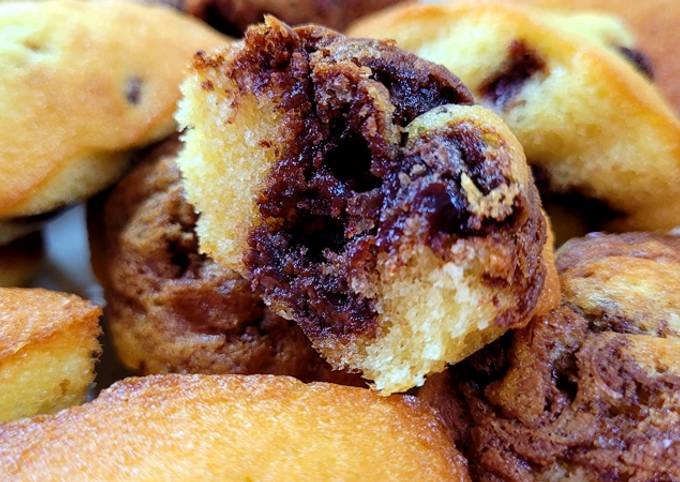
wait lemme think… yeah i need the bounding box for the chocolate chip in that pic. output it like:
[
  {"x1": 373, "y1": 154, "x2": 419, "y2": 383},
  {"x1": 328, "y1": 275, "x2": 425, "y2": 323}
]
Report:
[
  {"x1": 125, "y1": 76, "x2": 143, "y2": 105},
  {"x1": 23, "y1": 40, "x2": 43, "y2": 52},
  {"x1": 617, "y1": 46, "x2": 654, "y2": 79},
  {"x1": 480, "y1": 40, "x2": 546, "y2": 109}
]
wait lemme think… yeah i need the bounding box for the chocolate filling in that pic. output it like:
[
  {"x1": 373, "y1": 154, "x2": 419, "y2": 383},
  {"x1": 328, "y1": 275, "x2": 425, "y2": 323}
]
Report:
[
  {"x1": 480, "y1": 39, "x2": 546, "y2": 109},
  {"x1": 617, "y1": 46, "x2": 654, "y2": 79},
  {"x1": 219, "y1": 23, "x2": 544, "y2": 341},
  {"x1": 377, "y1": 125, "x2": 521, "y2": 256}
]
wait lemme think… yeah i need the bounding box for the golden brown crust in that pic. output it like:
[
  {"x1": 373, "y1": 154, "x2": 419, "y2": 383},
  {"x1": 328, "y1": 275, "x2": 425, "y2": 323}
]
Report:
[
  {"x1": 419, "y1": 232, "x2": 680, "y2": 481},
  {"x1": 0, "y1": 288, "x2": 101, "y2": 421},
  {"x1": 348, "y1": 2, "x2": 680, "y2": 232},
  {"x1": 177, "y1": 19, "x2": 555, "y2": 393},
  {"x1": 183, "y1": 0, "x2": 408, "y2": 34},
  {"x1": 0, "y1": 232, "x2": 42, "y2": 287},
  {"x1": 0, "y1": 0, "x2": 228, "y2": 219},
  {"x1": 0, "y1": 288, "x2": 101, "y2": 360},
  {"x1": 89, "y1": 138, "x2": 361, "y2": 385},
  {"x1": 0, "y1": 374, "x2": 470, "y2": 481}
]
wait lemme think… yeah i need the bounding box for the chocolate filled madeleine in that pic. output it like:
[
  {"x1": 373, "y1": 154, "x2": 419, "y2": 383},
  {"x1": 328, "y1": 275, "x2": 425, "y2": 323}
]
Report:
[
  {"x1": 89, "y1": 138, "x2": 360, "y2": 386},
  {"x1": 349, "y1": 2, "x2": 680, "y2": 232},
  {"x1": 419, "y1": 232, "x2": 680, "y2": 481},
  {"x1": 176, "y1": 19, "x2": 557, "y2": 393}
]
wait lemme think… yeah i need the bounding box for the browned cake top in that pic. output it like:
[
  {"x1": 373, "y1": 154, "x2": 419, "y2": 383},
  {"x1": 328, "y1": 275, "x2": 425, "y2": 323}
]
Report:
[
  {"x1": 0, "y1": 374, "x2": 470, "y2": 481},
  {"x1": 0, "y1": 288, "x2": 101, "y2": 359},
  {"x1": 558, "y1": 232, "x2": 680, "y2": 337},
  {"x1": 557, "y1": 232, "x2": 680, "y2": 271},
  {"x1": 510, "y1": 0, "x2": 680, "y2": 114}
]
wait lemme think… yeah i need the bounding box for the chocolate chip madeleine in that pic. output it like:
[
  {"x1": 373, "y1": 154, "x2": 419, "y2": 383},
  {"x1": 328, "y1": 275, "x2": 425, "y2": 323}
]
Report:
[
  {"x1": 0, "y1": 0, "x2": 227, "y2": 226},
  {"x1": 349, "y1": 2, "x2": 680, "y2": 232},
  {"x1": 177, "y1": 19, "x2": 557, "y2": 393},
  {"x1": 89, "y1": 138, "x2": 359, "y2": 386},
  {"x1": 419, "y1": 232, "x2": 680, "y2": 481}
]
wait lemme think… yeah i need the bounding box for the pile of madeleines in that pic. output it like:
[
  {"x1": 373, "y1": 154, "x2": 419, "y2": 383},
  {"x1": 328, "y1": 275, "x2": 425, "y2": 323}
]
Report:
[{"x1": 0, "y1": 0, "x2": 678, "y2": 480}]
